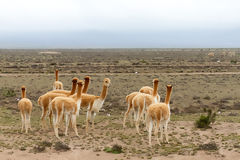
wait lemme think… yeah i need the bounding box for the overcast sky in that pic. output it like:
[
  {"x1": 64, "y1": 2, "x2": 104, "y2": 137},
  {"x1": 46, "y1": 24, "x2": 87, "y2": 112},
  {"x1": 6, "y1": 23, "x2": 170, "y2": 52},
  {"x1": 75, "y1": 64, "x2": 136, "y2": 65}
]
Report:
[{"x1": 0, "y1": 0, "x2": 239, "y2": 48}]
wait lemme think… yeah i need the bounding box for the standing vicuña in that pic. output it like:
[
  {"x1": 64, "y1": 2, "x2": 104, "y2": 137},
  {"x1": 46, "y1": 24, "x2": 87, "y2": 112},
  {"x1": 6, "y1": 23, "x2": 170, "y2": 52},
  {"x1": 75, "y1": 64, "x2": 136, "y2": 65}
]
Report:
[
  {"x1": 53, "y1": 69, "x2": 63, "y2": 90},
  {"x1": 50, "y1": 80, "x2": 84, "y2": 139},
  {"x1": 146, "y1": 85, "x2": 172, "y2": 146},
  {"x1": 71, "y1": 78, "x2": 111, "y2": 133},
  {"x1": 18, "y1": 86, "x2": 33, "y2": 133}
]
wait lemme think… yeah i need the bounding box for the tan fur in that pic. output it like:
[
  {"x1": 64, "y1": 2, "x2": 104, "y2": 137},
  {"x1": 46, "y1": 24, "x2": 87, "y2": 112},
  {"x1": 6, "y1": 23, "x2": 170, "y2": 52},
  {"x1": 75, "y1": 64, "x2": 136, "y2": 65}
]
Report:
[
  {"x1": 139, "y1": 87, "x2": 160, "y2": 102},
  {"x1": 50, "y1": 80, "x2": 84, "y2": 139},
  {"x1": 146, "y1": 85, "x2": 172, "y2": 146},
  {"x1": 71, "y1": 78, "x2": 111, "y2": 133},
  {"x1": 38, "y1": 78, "x2": 78, "y2": 128},
  {"x1": 53, "y1": 69, "x2": 63, "y2": 90},
  {"x1": 18, "y1": 86, "x2": 33, "y2": 133}
]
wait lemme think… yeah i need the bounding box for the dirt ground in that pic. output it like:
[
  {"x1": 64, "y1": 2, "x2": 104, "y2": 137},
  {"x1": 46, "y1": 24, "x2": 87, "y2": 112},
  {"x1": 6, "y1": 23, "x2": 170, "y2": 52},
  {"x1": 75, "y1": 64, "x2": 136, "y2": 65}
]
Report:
[{"x1": 0, "y1": 49, "x2": 240, "y2": 159}]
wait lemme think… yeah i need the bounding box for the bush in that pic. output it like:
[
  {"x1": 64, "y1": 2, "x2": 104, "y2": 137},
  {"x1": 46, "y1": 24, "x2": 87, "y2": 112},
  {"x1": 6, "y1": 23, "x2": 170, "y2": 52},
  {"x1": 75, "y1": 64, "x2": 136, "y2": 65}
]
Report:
[
  {"x1": 32, "y1": 145, "x2": 46, "y2": 153},
  {"x1": 104, "y1": 144, "x2": 123, "y2": 154},
  {"x1": 31, "y1": 141, "x2": 52, "y2": 153},
  {"x1": 2, "y1": 88, "x2": 16, "y2": 97},
  {"x1": 198, "y1": 142, "x2": 218, "y2": 150},
  {"x1": 203, "y1": 96, "x2": 211, "y2": 100},
  {"x1": 54, "y1": 142, "x2": 70, "y2": 151},
  {"x1": 195, "y1": 109, "x2": 216, "y2": 128},
  {"x1": 230, "y1": 60, "x2": 237, "y2": 64},
  {"x1": 39, "y1": 141, "x2": 52, "y2": 147}
]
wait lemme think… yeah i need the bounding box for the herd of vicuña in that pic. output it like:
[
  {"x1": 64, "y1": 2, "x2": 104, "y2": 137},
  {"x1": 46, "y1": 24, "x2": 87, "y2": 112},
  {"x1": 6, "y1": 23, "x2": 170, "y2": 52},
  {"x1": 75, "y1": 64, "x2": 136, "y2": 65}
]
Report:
[{"x1": 18, "y1": 69, "x2": 172, "y2": 146}]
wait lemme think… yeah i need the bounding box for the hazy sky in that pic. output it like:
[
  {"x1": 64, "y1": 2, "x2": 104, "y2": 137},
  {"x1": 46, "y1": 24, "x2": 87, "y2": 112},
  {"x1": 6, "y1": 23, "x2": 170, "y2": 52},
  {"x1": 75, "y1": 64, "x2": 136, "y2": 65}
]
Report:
[{"x1": 0, "y1": 0, "x2": 239, "y2": 48}]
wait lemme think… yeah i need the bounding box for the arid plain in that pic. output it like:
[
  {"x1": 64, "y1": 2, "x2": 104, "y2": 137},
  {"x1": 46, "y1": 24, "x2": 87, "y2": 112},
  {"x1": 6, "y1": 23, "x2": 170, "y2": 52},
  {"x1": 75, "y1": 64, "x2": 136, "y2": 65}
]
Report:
[{"x1": 0, "y1": 49, "x2": 240, "y2": 160}]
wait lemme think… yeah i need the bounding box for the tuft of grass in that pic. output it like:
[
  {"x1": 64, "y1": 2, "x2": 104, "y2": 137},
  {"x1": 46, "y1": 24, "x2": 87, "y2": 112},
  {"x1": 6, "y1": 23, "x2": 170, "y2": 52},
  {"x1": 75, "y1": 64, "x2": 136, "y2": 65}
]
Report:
[
  {"x1": 198, "y1": 142, "x2": 218, "y2": 151},
  {"x1": 39, "y1": 141, "x2": 52, "y2": 147},
  {"x1": 29, "y1": 141, "x2": 52, "y2": 153},
  {"x1": 2, "y1": 88, "x2": 16, "y2": 97},
  {"x1": 19, "y1": 146, "x2": 26, "y2": 151},
  {"x1": 230, "y1": 60, "x2": 237, "y2": 64},
  {"x1": 32, "y1": 145, "x2": 45, "y2": 153},
  {"x1": 104, "y1": 144, "x2": 123, "y2": 154},
  {"x1": 195, "y1": 109, "x2": 216, "y2": 128},
  {"x1": 203, "y1": 96, "x2": 211, "y2": 100},
  {"x1": 54, "y1": 141, "x2": 70, "y2": 151}
]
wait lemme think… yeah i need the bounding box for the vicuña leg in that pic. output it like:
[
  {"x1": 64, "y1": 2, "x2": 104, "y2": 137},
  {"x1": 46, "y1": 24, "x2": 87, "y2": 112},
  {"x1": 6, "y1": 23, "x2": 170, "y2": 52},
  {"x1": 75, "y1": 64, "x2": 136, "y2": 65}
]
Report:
[
  {"x1": 20, "y1": 112, "x2": 25, "y2": 133},
  {"x1": 164, "y1": 122, "x2": 169, "y2": 143},
  {"x1": 148, "y1": 120, "x2": 153, "y2": 146},
  {"x1": 85, "y1": 110, "x2": 91, "y2": 133},
  {"x1": 91, "y1": 111, "x2": 96, "y2": 129},
  {"x1": 40, "y1": 108, "x2": 48, "y2": 128},
  {"x1": 64, "y1": 114, "x2": 70, "y2": 136},
  {"x1": 24, "y1": 114, "x2": 29, "y2": 133},
  {"x1": 71, "y1": 114, "x2": 79, "y2": 137},
  {"x1": 123, "y1": 104, "x2": 132, "y2": 128}
]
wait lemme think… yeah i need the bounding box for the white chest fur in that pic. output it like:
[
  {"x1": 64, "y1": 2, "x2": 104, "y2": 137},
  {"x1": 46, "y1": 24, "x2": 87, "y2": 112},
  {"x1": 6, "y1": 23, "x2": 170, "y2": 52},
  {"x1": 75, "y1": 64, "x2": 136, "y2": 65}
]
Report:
[
  {"x1": 92, "y1": 99, "x2": 104, "y2": 112},
  {"x1": 77, "y1": 100, "x2": 81, "y2": 116}
]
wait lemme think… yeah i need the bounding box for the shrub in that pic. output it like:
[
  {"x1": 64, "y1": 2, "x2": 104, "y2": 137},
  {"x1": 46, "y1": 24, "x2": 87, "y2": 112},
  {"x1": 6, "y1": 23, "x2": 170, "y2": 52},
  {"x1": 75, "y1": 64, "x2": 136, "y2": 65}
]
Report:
[
  {"x1": 31, "y1": 141, "x2": 52, "y2": 153},
  {"x1": 203, "y1": 96, "x2": 211, "y2": 100},
  {"x1": 32, "y1": 145, "x2": 46, "y2": 153},
  {"x1": 2, "y1": 88, "x2": 16, "y2": 97},
  {"x1": 195, "y1": 109, "x2": 216, "y2": 128},
  {"x1": 39, "y1": 141, "x2": 52, "y2": 147},
  {"x1": 230, "y1": 60, "x2": 237, "y2": 64},
  {"x1": 54, "y1": 142, "x2": 70, "y2": 151},
  {"x1": 104, "y1": 144, "x2": 123, "y2": 154},
  {"x1": 198, "y1": 142, "x2": 218, "y2": 150}
]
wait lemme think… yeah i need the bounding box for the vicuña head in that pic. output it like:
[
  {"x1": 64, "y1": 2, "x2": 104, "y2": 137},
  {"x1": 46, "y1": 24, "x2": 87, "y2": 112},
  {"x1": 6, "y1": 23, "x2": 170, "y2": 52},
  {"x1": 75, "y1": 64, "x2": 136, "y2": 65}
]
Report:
[
  {"x1": 77, "y1": 80, "x2": 84, "y2": 87},
  {"x1": 103, "y1": 78, "x2": 111, "y2": 87},
  {"x1": 70, "y1": 77, "x2": 79, "y2": 95},
  {"x1": 84, "y1": 76, "x2": 91, "y2": 81},
  {"x1": 72, "y1": 77, "x2": 78, "y2": 83},
  {"x1": 153, "y1": 78, "x2": 159, "y2": 84}
]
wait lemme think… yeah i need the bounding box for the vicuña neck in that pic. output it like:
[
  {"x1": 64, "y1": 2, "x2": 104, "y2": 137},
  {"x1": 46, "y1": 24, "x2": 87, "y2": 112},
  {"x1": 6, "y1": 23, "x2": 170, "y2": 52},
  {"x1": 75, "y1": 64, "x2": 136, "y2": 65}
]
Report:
[
  {"x1": 153, "y1": 81, "x2": 159, "y2": 97},
  {"x1": 82, "y1": 80, "x2": 90, "y2": 93},
  {"x1": 165, "y1": 86, "x2": 172, "y2": 104},
  {"x1": 70, "y1": 83, "x2": 77, "y2": 95},
  {"x1": 100, "y1": 85, "x2": 108, "y2": 100},
  {"x1": 55, "y1": 70, "x2": 58, "y2": 81},
  {"x1": 76, "y1": 85, "x2": 83, "y2": 99},
  {"x1": 21, "y1": 89, "x2": 26, "y2": 98}
]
